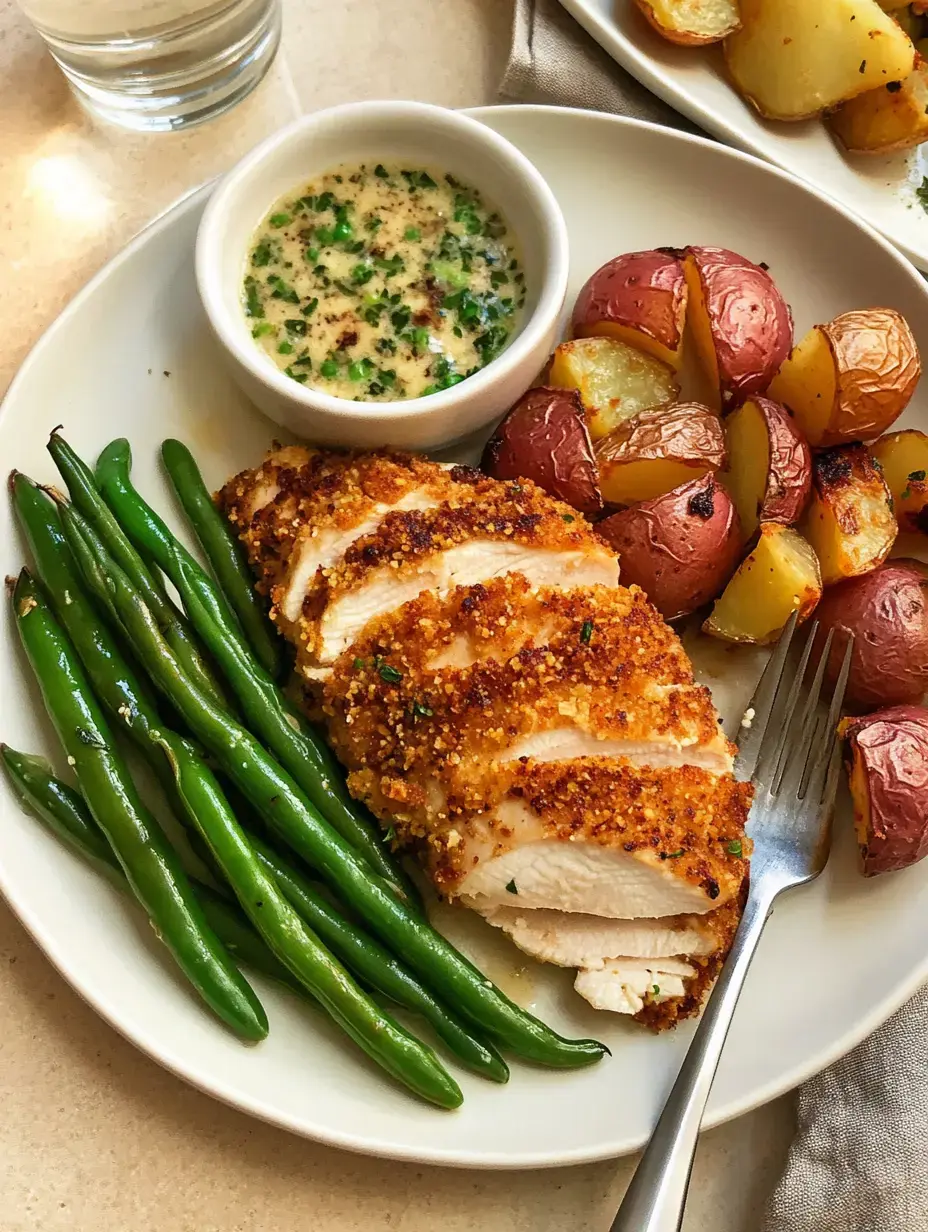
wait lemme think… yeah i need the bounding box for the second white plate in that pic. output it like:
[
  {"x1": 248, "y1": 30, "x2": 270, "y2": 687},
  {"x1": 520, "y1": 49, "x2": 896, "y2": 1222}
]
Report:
[{"x1": 560, "y1": 0, "x2": 928, "y2": 272}]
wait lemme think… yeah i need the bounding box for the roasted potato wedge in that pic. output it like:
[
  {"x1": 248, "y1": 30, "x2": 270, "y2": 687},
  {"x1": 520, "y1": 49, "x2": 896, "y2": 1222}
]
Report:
[
  {"x1": 703, "y1": 523, "x2": 822, "y2": 644},
  {"x1": 828, "y1": 60, "x2": 928, "y2": 155},
  {"x1": 724, "y1": 0, "x2": 916, "y2": 121},
  {"x1": 870, "y1": 428, "x2": 928, "y2": 534},
  {"x1": 843, "y1": 705, "x2": 928, "y2": 877},
  {"x1": 802, "y1": 445, "x2": 897, "y2": 585},
  {"x1": 813, "y1": 560, "x2": 928, "y2": 709},
  {"x1": 548, "y1": 336, "x2": 679, "y2": 441},
  {"x1": 634, "y1": 0, "x2": 740, "y2": 46},
  {"x1": 723, "y1": 396, "x2": 812, "y2": 541},
  {"x1": 595, "y1": 402, "x2": 726, "y2": 505},
  {"x1": 683, "y1": 246, "x2": 792, "y2": 409},
  {"x1": 767, "y1": 309, "x2": 920, "y2": 446},
  {"x1": 481, "y1": 387, "x2": 603, "y2": 516},
  {"x1": 597, "y1": 474, "x2": 742, "y2": 620},
  {"x1": 572, "y1": 249, "x2": 688, "y2": 369}
]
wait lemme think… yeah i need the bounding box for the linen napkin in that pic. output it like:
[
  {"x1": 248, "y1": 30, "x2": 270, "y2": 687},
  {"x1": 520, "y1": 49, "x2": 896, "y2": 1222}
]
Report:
[{"x1": 501, "y1": 5, "x2": 928, "y2": 1229}]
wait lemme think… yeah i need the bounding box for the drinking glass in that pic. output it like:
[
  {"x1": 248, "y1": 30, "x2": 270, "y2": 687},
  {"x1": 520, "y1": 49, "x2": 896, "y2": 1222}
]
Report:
[{"x1": 17, "y1": 0, "x2": 281, "y2": 131}]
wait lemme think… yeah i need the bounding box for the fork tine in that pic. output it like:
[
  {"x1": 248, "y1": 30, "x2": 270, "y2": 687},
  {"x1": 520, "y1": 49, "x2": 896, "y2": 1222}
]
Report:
[
  {"x1": 733, "y1": 609, "x2": 799, "y2": 781},
  {"x1": 801, "y1": 633, "x2": 854, "y2": 799},
  {"x1": 763, "y1": 620, "x2": 819, "y2": 787}
]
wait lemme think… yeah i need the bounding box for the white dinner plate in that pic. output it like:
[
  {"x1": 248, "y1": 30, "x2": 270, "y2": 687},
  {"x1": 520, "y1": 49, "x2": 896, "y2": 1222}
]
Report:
[
  {"x1": 559, "y1": 0, "x2": 928, "y2": 273},
  {"x1": 2, "y1": 105, "x2": 928, "y2": 1168}
]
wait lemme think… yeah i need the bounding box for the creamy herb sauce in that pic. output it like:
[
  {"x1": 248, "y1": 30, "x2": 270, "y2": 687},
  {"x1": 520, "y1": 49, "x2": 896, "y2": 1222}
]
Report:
[{"x1": 243, "y1": 163, "x2": 524, "y2": 401}]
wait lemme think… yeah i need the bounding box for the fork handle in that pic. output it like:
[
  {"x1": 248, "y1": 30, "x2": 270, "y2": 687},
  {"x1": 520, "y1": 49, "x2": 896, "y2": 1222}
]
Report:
[{"x1": 609, "y1": 884, "x2": 779, "y2": 1232}]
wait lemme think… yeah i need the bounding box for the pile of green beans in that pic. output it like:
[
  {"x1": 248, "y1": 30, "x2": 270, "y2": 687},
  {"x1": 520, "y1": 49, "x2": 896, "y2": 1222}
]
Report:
[{"x1": 3, "y1": 433, "x2": 606, "y2": 1109}]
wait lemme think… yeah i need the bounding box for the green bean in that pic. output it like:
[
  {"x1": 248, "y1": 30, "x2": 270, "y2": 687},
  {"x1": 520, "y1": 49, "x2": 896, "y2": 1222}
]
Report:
[
  {"x1": 94, "y1": 437, "x2": 418, "y2": 906},
  {"x1": 9, "y1": 570, "x2": 267, "y2": 1043},
  {"x1": 0, "y1": 744, "x2": 311, "y2": 1002},
  {"x1": 11, "y1": 473, "x2": 174, "y2": 779},
  {"x1": 161, "y1": 439, "x2": 284, "y2": 680},
  {"x1": 67, "y1": 519, "x2": 606, "y2": 1069},
  {"x1": 154, "y1": 727, "x2": 462, "y2": 1109},
  {"x1": 244, "y1": 833, "x2": 507, "y2": 1081},
  {"x1": 47, "y1": 432, "x2": 228, "y2": 713}
]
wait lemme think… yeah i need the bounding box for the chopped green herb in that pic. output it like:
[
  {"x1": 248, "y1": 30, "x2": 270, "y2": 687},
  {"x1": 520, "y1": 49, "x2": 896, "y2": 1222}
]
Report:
[
  {"x1": 251, "y1": 321, "x2": 274, "y2": 338},
  {"x1": 664, "y1": 849, "x2": 685, "y2": 859},
  {"x1": 909, "y1": 470, "x2": 926, "y2": 482},
  {"x1": 243, "y1": 276, "x2": 264, "y2": 318},
  {"x1": 402, "y1": 169, "x2": 437, "y2": 190},
  {"x1": 351, "y1": 262, "x2": 374, "y2": 285},
  {"x1": 916, "y1": 177, "x2": 928, "y2": 213},
  {"x1": 391, "y1": 306, "x2": 411, "y2": 332},
  {"x1": 505, "y1": 879, "x2": 518, "y2": 895},
  {"x1": 267, "y1": 274, "x2": 299, "y2": 304},
  {"x1": 349, "y1": 358, "x2": 375, "y2": 381},
  {"x1": 580, "y1": 620, "x2": 594, "y2": 645},
  {"x1": 300, "y1": 297, "x2": 319, "y2": 318},
  {"x1": 902, "y1": 488, "x2": 911, "y2": 501},
  {"x1": 283, "y1": 365, "x2": 308, "y2": 384},
  {"x1": 277, "y1": 340, "x2": 294, "y2": 355},
  {"x1": 404, "y1": 226, "x2": 421, "y2": 241},
  {"x1": 352, "y1": 657, "x2": 365, "y2": 670},
  {"x1": 727, "y1": 839, "x2": 743, "y2": 857},
  {"x1": 411, "y1": 698, "x2": 434, "y2": 720},
  {"x1": 652, "y1": 985, "x2": 660, "y2": 997},
  {"x1": 562, "y1": 514, "x2": 575, "y2": 523},
  {"x1": 374, "y1": 164, "x2": 389, "y2": 178},
  {"x1": 304, "y1": 246, "x2": 319, "y2": 262},
  {"x1": 252, "y1": 241, "x2": 273, "y2": 267},
  {"x1": 284, "y1": 318, "x2": 307, "y2": 336},
  {"x1": 269, "y1": 212, "x2": 291, "y2": 228},
  {"x1": 378, "y1": 663, "x2": 403, "y2": 684}
]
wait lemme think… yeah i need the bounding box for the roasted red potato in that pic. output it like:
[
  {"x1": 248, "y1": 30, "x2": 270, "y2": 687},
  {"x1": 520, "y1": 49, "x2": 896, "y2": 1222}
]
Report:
[
  {"x1": 571, "y1": 249, "x2": 688, "y2": 368},
  {"x1": 481, "y1": 387, "x2": 603, "y2": 516},
  {"x1": 828, "y1": 60, "x2": 928, "y2": 155},
  {"x1": 682, "y1": 246, "x2": 793, "y2": 408},
  {"x1": 870, "y1": 429, "x2": 928, "y2": 534},
  {"x1": 549, "y1": 336, "x2": 679, "y2": 440},
  {"x1": 723, "y1": 396, "x2": 812, "y2": 541},
  {"x1": 843, "y1": 706, "x2": 928, "y2": 877},
  {"x1": 802, "y1": 444, "x2": 897, "y2": 585},
  {"x1": 633, "y1": 0, "x2": 740, "y2": 43},
  {"x1": 813, "y1": 560, "x2": 928, "y2": 710},
  {"x1": 595, "y1": 402, "x2": 726, "y2": 505},
  {"x1": 597, "y1": 474, "x2": 741, "y2": 620},
  {"x1": 768, "y1": 309, "x2": 920, "y2": 446},
  {"x1": 703, "y1": 522, "x2": 822, "y2": 644}
]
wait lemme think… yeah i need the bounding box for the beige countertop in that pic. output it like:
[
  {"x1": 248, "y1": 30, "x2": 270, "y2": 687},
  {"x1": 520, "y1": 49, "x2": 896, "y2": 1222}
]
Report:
[{"x1": 0, "y1": 1, "x2": 794, "y2": 1226}]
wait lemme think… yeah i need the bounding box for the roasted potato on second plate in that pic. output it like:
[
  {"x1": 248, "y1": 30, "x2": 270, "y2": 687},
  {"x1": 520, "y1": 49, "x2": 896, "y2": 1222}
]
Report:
[
  {"x1": 571, "y1": 249, "x2": 687, "y2": 369},
  {"x1": 597, "y1": 474, "x2": 741, "y2": 620},
  {"x1": 634, "y1": 0, "x2": 740, "y2": 46},
  {"x1": 767, "y1": 309, "x2": 920, "y2": 446},
  {"x1": 703, "y1": 522, "x2": 822, "y2": 644},
  {"x1": 828, "y1": 60, "x2": 928, "y2": 155},
  {"x1": 870, "y1": 429, "x2": 928, "y2": 534},
  {"x1": 548, "y1": 336, "x2": 679, "y2": 440},
  {"x1": 802, "y1": 444, "x2": 897, "y2": 585},
  {"x1": 723, "y1": 396, "x2": 812, "y2": 541},
  {"x1": 724, "y1": 0, "x2": 916, "y2": 121},
  {"x1": 813, "y1": 560, "x2": 928, "y2": 710},
  {"x1": 683, "y1": 246, "x2": 792, "y2": 409},
  {"x1": 595, "y1": 402, "x2": 725, "y2": 505},
  {"x1": 481, "y1": 387, "x2": 603, "y2": 517},
  {"x1": 843, "y1": 706, "x2": 928, "y2": 877}
]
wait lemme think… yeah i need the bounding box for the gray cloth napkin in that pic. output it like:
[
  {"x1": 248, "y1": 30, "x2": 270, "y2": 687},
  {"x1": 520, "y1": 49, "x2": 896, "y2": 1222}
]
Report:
[{"x1": 501, "y1": 4, "x2": 928, "y2": 1229}]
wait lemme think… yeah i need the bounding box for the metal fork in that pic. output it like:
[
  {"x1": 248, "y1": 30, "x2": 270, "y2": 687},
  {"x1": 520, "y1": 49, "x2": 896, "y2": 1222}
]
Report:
[{"x1": 609, "y1": 613, "x2": 854, "y2": 1232}]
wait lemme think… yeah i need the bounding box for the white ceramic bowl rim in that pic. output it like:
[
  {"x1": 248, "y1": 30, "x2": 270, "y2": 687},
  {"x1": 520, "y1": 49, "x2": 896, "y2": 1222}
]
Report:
[{"x1": 196, "y1": 99, "x2": 569, "y2": 422}]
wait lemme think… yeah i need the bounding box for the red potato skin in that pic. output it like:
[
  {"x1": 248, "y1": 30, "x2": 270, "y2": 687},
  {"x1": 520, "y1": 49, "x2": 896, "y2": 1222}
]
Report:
[
  {"x1": 686, "y1": 247, "x2": 793, "y2": 404},
  {"x1": 751, "y1": 396, "x2": 812, "y2": 524},
  {"x1": 844, "y1": 706, "x2": 928, "y2": 877},
  {"x1": 481, "y1": 386, "x2": 603, "y2": 516},
  {"x1": 813, "y1": 560, "x2": 928, "y2": 711},
  {"x1": 571, "y1": 250, "x2": 687, "y2": 364},
  {"x1": 597, "y1": 474, "x2": 742, "y2": 620}
]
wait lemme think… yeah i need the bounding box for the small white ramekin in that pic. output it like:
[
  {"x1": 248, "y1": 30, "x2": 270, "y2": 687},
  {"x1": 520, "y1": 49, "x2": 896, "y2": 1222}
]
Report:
[{"x1": 195, "y1": 100, "x2": 569, "y2": 450}]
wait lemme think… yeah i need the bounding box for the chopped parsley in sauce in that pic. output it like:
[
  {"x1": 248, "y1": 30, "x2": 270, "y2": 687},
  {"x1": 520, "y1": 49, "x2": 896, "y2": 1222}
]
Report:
[{"x1": 243, "y1": 163, "x2": 525, "y2": 401}]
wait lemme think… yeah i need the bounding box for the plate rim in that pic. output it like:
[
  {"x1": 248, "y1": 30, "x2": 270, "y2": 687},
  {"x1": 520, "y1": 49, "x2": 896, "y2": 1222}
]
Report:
[
  {"x1": 2, "y1": 102, "x2": 927, "y2": 1168},
  {"x1": 556, "y1": 0, "x2": 928, "y2": 274}
]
